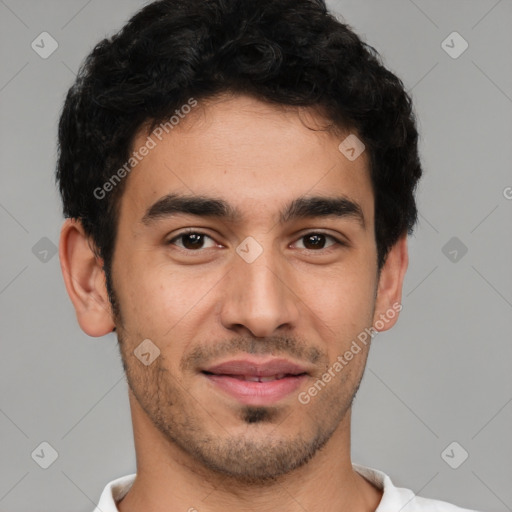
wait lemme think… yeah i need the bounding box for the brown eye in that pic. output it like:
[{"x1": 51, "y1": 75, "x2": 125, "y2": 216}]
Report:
[
  {"x1": 168, "y1": 231, "x2": 217, "y2": 251},
  {"x1": 294, "y1": 232, "x2": 341, "y2": 251}
]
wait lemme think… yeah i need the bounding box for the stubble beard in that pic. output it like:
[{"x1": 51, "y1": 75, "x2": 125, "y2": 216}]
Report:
[{"x1": 117, "y1": 330, "x2": 363, "y2": 485}]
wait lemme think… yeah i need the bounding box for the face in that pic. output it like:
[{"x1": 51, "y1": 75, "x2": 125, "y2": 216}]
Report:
[{"x1": 110, "y1": 93, "x2": 381, "y2": 482}]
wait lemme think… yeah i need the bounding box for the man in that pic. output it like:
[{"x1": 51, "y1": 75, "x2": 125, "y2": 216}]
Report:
[{"x1": 56, "y1": 0, "x2": 479, "y2": 510}]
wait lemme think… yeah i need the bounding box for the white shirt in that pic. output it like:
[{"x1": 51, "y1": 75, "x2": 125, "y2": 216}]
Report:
[{"x1": 92, "y1": 464, "x2": 480, "y2": 512}]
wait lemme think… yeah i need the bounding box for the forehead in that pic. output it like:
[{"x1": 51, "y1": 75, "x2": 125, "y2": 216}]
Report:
[{"x1": 117, "y1": 94, "x2": 374, "y2": 229}]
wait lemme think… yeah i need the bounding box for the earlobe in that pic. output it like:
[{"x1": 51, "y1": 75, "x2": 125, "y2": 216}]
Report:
[
  {"x1": 58, "y1": 219, "x2": 115, "y2": 337},
  {"x1": 372, "y1": 234, "x2": 408, "y2": 332}
]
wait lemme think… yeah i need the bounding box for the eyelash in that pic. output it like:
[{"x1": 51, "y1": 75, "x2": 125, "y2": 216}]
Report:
[{"x1": 167, "y1": 229, "x2": 347, "y2": 253}]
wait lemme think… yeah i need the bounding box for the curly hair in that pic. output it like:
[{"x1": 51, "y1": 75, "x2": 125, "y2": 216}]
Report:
[{"x1": 56, "y1": 0, "x2": 422, "y2": 295}]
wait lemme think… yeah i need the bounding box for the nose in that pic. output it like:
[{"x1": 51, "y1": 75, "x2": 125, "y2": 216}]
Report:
[{"x1": 218, "y1": 244, "x2": 300, "y2": 338}]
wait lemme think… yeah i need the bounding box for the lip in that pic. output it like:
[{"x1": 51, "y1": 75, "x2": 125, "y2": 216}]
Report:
[
  {"x1": 203, "y1": 373, "x2": 308, "y2": 405},
  {"x1": 202, "y1": 358, "x2": 310, "y2": 377},
  {"x1": 201, "y1": 357, "x2": 311, "y2": 406}
]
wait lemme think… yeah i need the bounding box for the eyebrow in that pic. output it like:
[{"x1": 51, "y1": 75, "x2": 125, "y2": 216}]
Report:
[{"x1": 141, "y1": 193, "x2": 365, "y2": 229}]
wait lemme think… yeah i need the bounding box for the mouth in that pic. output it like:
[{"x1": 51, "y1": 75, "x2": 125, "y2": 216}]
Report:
[
  {"x1": 200, "y1": 358, "x2": 311, "y2": 405},
  {"x1": 202, "y1": 371, "x2": 306, "y2": 382}
]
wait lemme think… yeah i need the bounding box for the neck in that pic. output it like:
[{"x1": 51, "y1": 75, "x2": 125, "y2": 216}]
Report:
[{"x1": 118, "y1": 391, "x2": 382, "y2": 512}]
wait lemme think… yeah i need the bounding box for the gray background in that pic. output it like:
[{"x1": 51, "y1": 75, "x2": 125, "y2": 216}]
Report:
[{"x1": 0, "y1": 0, "x2": 511, "y2": 511}]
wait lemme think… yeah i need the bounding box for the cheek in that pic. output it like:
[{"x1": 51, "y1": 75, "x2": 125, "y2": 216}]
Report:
[
  {"x1": 114, "y1": 255, "x2": 220, "y2": 340},
  {"x1": 296, "y1": 259, "x2": 376, "y2": 330}
]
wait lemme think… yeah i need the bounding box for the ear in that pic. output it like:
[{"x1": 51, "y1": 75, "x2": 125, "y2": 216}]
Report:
[
  {"x1": 58, "y1": 218, "x2": 115, "y2": 337},
  {"x1": 372, "y1": 233, "x2": 408, "y2": 332}
]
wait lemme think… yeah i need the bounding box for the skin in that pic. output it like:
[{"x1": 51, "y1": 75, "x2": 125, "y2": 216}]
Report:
[{"x1": 59, "y1": 92, "x2": 408, "y2": 512}]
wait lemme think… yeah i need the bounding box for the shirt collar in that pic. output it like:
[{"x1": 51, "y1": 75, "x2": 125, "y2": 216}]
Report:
[{"x1": 94, "y1": 464, "x2": 409, "y2": 512}]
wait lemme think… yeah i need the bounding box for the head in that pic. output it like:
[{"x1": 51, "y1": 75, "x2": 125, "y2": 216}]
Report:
[{"x1": 57, "y1": 0, "x2": 421, "y2": 483}]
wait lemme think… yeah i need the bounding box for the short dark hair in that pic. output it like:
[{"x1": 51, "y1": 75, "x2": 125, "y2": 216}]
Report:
[{"x1": 56, "y1": 0, "x2": 422, "y2": 299}]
